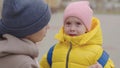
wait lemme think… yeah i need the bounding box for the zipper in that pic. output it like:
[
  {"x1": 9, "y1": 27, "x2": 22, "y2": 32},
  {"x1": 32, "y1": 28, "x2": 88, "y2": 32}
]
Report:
[{"x1": 66, "y1": 42, "x2": 72, "y2": 68}]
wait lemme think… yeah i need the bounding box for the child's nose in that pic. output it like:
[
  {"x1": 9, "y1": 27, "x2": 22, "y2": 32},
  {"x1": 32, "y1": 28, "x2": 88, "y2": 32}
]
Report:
[{"x1": 70, "y1": 25, "x2": 76, "y2": 31}]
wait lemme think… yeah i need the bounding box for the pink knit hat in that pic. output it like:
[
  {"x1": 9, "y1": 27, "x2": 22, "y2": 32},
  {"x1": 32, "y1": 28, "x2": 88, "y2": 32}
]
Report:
[{"x1": 63, "y1": 1, "x2": 93, "y2": 31}]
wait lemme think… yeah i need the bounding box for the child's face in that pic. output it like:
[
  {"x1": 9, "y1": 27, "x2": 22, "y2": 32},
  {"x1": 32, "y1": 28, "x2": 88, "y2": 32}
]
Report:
[
  {"x1": 25, "y1": 24, "x2": 50, "y2": 43},
  {"x1": 64, "y1": 16, "x2": 87, "y2": 36}
]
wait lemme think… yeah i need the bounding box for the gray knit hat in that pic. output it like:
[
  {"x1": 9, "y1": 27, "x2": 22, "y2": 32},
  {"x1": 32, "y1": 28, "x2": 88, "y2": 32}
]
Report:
[{"x1": 0, "y1": 0, "x2": 51, "y2": 38}]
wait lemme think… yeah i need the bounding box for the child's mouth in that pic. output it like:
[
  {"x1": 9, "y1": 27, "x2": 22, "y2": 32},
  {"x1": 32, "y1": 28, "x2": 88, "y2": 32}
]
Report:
[{"x1": 69, "y1": 34, "x2": 76, "y2": 36}]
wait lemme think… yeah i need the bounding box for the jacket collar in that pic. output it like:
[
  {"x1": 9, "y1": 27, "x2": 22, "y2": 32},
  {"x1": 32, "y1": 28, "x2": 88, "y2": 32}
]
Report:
[
  {"x1": 0, "y1": 35, "x2": 39, "y2": 58},
  {"x1": 55, "y1": 17, "x2": 103, "y2": 46}
]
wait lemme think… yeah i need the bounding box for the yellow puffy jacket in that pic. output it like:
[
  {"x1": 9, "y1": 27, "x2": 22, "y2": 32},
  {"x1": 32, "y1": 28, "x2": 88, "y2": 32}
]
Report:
[{"x1": 40, "y1": 17, "x2": 114, "y2": 68}]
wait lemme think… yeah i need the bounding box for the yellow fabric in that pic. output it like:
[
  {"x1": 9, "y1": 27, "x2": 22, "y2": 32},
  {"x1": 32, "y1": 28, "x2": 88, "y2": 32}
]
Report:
[{"x1": 40, "y1": 17, "x2": 115, "y2": 68}]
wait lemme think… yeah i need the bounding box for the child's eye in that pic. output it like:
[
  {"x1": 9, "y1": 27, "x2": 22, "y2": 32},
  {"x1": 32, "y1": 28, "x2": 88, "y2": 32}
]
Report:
[
  {"x1": 66, "y1": 22, "x2": 71, "y2": 25},
  {"x1": 76, "y1": 22, "x2": 81, "y2": 25}
]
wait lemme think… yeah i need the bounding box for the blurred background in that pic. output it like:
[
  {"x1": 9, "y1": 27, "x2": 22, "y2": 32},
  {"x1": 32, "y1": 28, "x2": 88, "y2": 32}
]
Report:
[
  {"x1": 0, "y1": 0, "x2": 120, "y2": 68},
  {"x1": 45, "y1": 0, "x2": 120, "y2": 14}
]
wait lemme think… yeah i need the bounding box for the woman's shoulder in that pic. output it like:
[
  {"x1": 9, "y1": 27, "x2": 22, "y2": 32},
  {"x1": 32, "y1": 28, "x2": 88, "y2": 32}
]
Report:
[{"x1": 0, "y1": 55, "x2": 38, "y2": 68}]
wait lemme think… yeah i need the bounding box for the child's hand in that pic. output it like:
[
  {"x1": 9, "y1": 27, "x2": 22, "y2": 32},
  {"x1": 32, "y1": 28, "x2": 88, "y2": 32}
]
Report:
[{"x1": 89, "y1": 62, "x2": 102, "y2": 68}]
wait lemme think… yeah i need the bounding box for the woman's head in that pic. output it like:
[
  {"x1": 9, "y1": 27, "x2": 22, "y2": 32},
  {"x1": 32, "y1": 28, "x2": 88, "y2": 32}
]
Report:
[
  {"x1": 25, "y1": 24, "x2": 50, "y2": 43},
  {"x1": 0, "y1": 0, "x2": 51, "y2": 42},
  {"x1": 63, "y1": 1, "x2": 93, "y2": 32}
]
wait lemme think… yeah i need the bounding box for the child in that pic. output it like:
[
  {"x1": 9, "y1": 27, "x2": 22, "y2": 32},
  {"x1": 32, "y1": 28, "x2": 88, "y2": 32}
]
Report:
[
  {"x1": 40, "y1": 1, "x2": 114, "y2": 68},
  {"x1": 0, "y1": 0, "x2": 51, "y2": 68}
]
